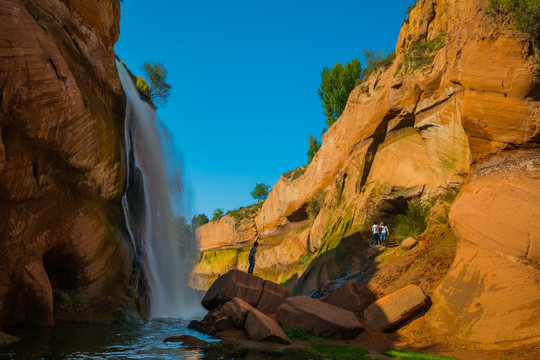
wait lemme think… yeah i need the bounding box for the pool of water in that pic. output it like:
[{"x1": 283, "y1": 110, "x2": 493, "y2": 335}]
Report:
[{"x1": 0, "y1": 318, "x2": 222, "y2": 360}]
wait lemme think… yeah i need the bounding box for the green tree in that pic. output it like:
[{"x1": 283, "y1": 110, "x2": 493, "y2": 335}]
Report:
[
  {"x1": 362, "y1": 49, "x2": 395, "y2": 79},
  {"x1": 141, "y1": 61, "x2": 172, "y2": 107},
  {"x1": 212, "y1": 208, "x2": 224, "y2": 221},
  {"x1": 191, "y1": 213, "x2": 209, "y2": 229},
  {"x1": 307, "y1": 134, "x2": 320, "y2": 164},
  {"x1": 251, "y1": 183, "x2": 270, "y2": 202},
  {"x1": 317, "y1": 59, "x2": 361, "y2": 129}
]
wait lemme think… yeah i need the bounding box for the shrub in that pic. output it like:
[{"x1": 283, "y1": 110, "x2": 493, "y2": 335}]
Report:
[
  {"x1": 486, "y1": 0, "x2": 540, "y2": 44},
  {"x1": 306, "y1": 189, "x2": 328, "y2": 221},
  {"x1": 283, "y1": 165, "x2": 307, "y2": 181},
  {"x1": 226, "y1": 201, "x2": 263, "y2": 221},
  {"x1": 361, "y1": 50, "x2": 396, "y2": 81},
  {"x1": 404, "y1": 1, "x2": 419, "y2": 24},
  {"x1": 251, "y1": 183, "x2": 270, "y2": 202},
  {"x1": 135, "y1": 75, "x2": 150, "y2": 96},
  {"x1": 211, "y1": 208, "x2": 224, "y2": 221},
  {"x1": 395, "y1": 34, "x2": 446, "y2": 77}
]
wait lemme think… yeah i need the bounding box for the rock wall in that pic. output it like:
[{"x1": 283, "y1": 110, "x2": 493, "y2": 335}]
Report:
[
  {"x1": 193, "y1": 0, "x2": 540, "y2": 349},
  {"x1": 0, "y1": 0, "x2": 145, "y2": 326}
]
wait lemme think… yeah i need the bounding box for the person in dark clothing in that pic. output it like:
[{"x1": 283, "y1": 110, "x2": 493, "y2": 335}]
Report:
[{"x1": 248, "y1": 241, "x2": 259, "y2": 275}]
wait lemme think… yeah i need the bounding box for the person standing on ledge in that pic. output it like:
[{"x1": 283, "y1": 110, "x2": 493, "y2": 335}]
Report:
[
  {"x1": 370, "y1": 222, "x2": 379, "y2": 246},
  {"x1": 248, "y1": 241, "x2": 259, "y2": 275}
]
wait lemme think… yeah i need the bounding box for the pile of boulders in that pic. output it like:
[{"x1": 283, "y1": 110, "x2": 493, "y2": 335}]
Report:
[
  {"x1": 195, "y1": 270, "x2": 364, "y2": 344},
  {"x1": 192, "y1": 270, "x2": 429, "y2": 345}
]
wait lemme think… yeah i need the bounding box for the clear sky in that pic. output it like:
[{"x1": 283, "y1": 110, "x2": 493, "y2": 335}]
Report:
[{"x1": 115, "y1": 0, "x2": 412, "y2": 219}]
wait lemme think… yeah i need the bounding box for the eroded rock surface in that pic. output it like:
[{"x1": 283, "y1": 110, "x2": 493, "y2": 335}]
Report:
[
  {"x1": 201, "y1": 270, "x2": 264, "y2": 310},
  {"x1": 0, "y1": 0, "x2": 145, "y2": 326},
  {"x1": 277, "y1": 296, "x2": 363, "y2": 339},
  {"x1": 245, "y1": 308, "x2": 291, "y2": 344}
]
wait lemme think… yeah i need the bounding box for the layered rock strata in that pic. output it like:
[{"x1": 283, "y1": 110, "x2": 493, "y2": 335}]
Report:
[
  {"x1": 0, "y1": 0, "x2": 145, "y2": 326},
  {"x1": 193, "y1": 0, "x2": 540, "y2": 350}
]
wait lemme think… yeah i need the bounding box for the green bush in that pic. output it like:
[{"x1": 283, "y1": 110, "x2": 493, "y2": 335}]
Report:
[
  {"x1": 392, "y1": 200, "x2": 431, "y2": 240},
  {"x1": 486, "y1": 0, "x2": 540, "y2": 44},
  {"x1": 226, "y1": 201, "x2": 263, "y2": 221},
  {"x1": 306, "y1": 189, "x2": 328, "y2": 221},
  {"x1": 283, "y1": 165, "x2": 307, "y2": 181},
  {"x1": 395, "y1": 34, "x2": 446, "y2": 77},
  {"x1": 404, "y1": 1, "x2": 419, "y2": 24},
  {"x1": 361, "y1": 50, "x2": 396, "y2": 81},
  {"x1": 135, "y1": 75, "x2": 150, "y2": 96}
]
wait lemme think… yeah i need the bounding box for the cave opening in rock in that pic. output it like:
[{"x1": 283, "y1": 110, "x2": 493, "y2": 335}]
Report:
[{"x1": 42, "y1": 246, "x2": 84, "y2": 293}]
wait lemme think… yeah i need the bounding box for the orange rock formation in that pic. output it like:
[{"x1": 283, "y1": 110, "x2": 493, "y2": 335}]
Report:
[
  {"x1": 194, "y1": 0, "x2": 540, "y2": 350},
  {"x1": 0, "y1": 0, "x2": 146, "y2": 326}
]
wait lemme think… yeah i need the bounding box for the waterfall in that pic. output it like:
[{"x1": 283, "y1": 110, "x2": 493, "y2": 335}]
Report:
[{"x1": 117, "y1": 62, "x2": 191, "y2": 317}]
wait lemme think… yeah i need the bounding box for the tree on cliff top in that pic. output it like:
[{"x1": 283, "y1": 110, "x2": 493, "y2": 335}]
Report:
[
  {"x1": 141, "y1": 61, "x2": 172, "y2": 107},
  {"x1": 307, "y1": 134, "x2": 320, "y2": 164},
  {"x1": 251, "y1": 183, "x2": 270, "y2": 202},
  {"x1": 191, "y1": 214, "x2": 209, "y2": 229},
  {"x1": 318, "y1": 59, "x2": 361, "y2": 129}
]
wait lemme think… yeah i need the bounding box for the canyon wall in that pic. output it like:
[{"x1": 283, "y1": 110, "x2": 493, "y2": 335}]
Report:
[
  {"x1": 0, "y1": 0, "x2": 146, "y2": 326},
  {"x1": 193, "y1": 0, "x2": 539, "y2": 349}
]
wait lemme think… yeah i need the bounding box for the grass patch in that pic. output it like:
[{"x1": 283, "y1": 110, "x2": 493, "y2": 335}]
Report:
[
  {"x1": 284, "y1": 327, "x2": 327, "y2": 342},
  {"x1": 391, "y1": 200, "x2": 431, "y2": 241},
  {"x1": 395, "y1": 34, "x2": 446, "y2": 77},
  {"x1": 384, "y1": 349, "x2": 456, "y2": 360},
  {"x1": 306, "y1": 344, "x2": 370, "y2": 360},
  {"x1": 284, "y1": 165, "x2": 308, "y2": 181},
  {"x1": 226, "y1": 201, "x2": 263, "y2": 221},
  {"x1": 306, "y1": 189, "x2": 328, "y2": 220},
  {"x1": 485, "y1": 0, "x2": 540, "y2": 44}
]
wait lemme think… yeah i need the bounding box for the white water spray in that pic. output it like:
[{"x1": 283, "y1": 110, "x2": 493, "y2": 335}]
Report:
[{"x1": 117, "y1": 62, "x2": 191, "y2": 317}]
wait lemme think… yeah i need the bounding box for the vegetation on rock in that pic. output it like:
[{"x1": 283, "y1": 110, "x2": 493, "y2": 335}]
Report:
[
  {"x1": 361, "y1": 49, "x2": 396, "y2": 80},
  {"x1": 251, "y1": 183, "x2": 270, "y2": 202},
  {"x1": 211, "y1": 208, "x2": 224, "y2": 221},
  {"x1": 395, "y1": 34, "x2": 446, "y2": 77},
  {"x1": 226, "y1": 201, "x2": 264, "y2": 221},
  {"x1": 192, "y1": 213, "x2": 209, "y2": 229},
  {"x1": 307, "y1": 134, "x2": 320, "y2": 164},
  {"x1": 283, "y1": 165, "x2": 307, "y2": 181},
  {"x1": 318, "y1": 59, "x2": 362, "y2": 129},
  {"x1": 486, "y1": 0, "x2": 540, "y2": 44},
  {"x1": 140, "y1": 61, "x2": 172, "y2": 107}
]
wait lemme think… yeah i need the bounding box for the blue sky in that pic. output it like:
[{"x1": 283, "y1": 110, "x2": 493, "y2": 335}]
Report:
[{"x1": 115, "y1": 0, "x2": 412, "y2": 219}]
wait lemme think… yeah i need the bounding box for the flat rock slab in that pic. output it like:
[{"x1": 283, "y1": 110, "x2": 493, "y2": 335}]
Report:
[
  {"x1": 364, "y1": 285, "x2": 428, "y2": 331},
  {"x1": 245, "y1": 308, "x2": 290, "y2": 344},
  {"x1": 223, "y1": 297, "x2": 255, "y2": 328},
  {"x1": 323, "y1": 282, "x2": 375, "y2": 313},
  {"x1": 276, "y1": 296, "x2": 363, "y2": 339},
  {"x1": 163, "y1": 335, "x2": 210, "y2": 348},
  {"x1": 0, "y1": 331, "x2": 20, "y2": 344},
  {"x1": 202, "y1": 270, "x2": 264, "y2": 310},
  {"x1": 256, "y1": 280, "x2": 290, "y2": 315}
]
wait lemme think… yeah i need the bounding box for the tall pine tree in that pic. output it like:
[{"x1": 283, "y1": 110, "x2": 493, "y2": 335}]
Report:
[{"x1": 307, "y1": 134, "x2": 320, "y2": 163}]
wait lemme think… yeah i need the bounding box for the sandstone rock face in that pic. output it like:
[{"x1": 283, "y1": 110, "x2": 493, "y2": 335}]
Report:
[
  {"x1": 193, "y1": 0, "x2": 540, "y2": 350},
  {"x1": 245, "y1": 308, "x2": 291, "y2": 344},
  {"x1": 222, "y1": 297, "x2": 255, "y2": 329},
  {"x1": 257, "y1": 280, "x2": 291, "y2": 315},
  {"x1": 0, "y1": 0, "x2": 144, "y2": 326},
  {"x1": 364, "y1": 285, "x2": 428, "y2": 331},
  {"x1": 197, "y1": 215, "x2": 258, "y2": 251},
  {"x1": 277, "y1": 296, "x2": 363, "y2": 339},
  {"x1": 201, "y1": 270, "x2": 264, "y2": 310},
  {"x1": 427, "y1": 151, "x2": 540, "y2": 347}
]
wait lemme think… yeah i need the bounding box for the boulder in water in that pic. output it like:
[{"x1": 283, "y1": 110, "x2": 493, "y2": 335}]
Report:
[
  {"x1": 201, "y1": 270, "x2": 263, "y2": 310},
  {"x1": 163, "y1": 335, "x2": 210, "y2": 348},
  {"x1": 222, "y1": 297, "x2": 255, "y2": 329},
  {"x1": 245, "y1": 308, "x2": 291, "y2": 344}
]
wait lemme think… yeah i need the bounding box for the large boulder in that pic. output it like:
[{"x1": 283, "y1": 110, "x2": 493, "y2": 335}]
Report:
[
  {"x1": 256, "y1": 280, "x2": 290, "y2": 315},
  {"x1": 276, "y1": 296, "x2": 363, "y2": 339},
  {"x1": 201, "y1": 270, "x2": 264, "y2": 310},
  {"x1": 364, "y1": 285, "x2": 428, "y2": 331},
  {"x1": 222, "y1": 297, "x2": 255, "y2": 329},
  {"x1": 401, "y1": 237, "x2": 418, "y2": 250},
  {"x1": 245, "y1": 308, "x2": 291, "y2": 345},
  {"x1": 323, "y1": 282, "x2": 375, "y2": 314},
  {"x1": 199, "y1": 306, "x2": 232, "y2": 335}
]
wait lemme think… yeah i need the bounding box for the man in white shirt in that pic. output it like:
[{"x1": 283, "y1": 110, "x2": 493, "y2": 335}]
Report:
[{"x1": 370, "y1": 222, "x2": 379, "y2": 246}]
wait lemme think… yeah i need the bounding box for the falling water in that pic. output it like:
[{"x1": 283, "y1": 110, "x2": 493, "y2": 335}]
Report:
[{"x1": 117, "y1": 62, "x2": 190, "y2": 317}]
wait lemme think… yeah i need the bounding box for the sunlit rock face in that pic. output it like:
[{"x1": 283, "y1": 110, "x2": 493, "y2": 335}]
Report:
[
  {"x1": 193, "y1": 0, "x2": 540, "y2": 349},
  {"x1": 0, "y1": 0, "x2": 145, "y2": 326}
]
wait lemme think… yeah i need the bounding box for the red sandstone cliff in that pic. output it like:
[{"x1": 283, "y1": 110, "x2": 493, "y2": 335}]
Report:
[
  {"x1": 193, "y1": 0, "x2": 540, "y2": 350},
  {"x1": 0, "y1": 0, "x2": 146, "y2": 326}
]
